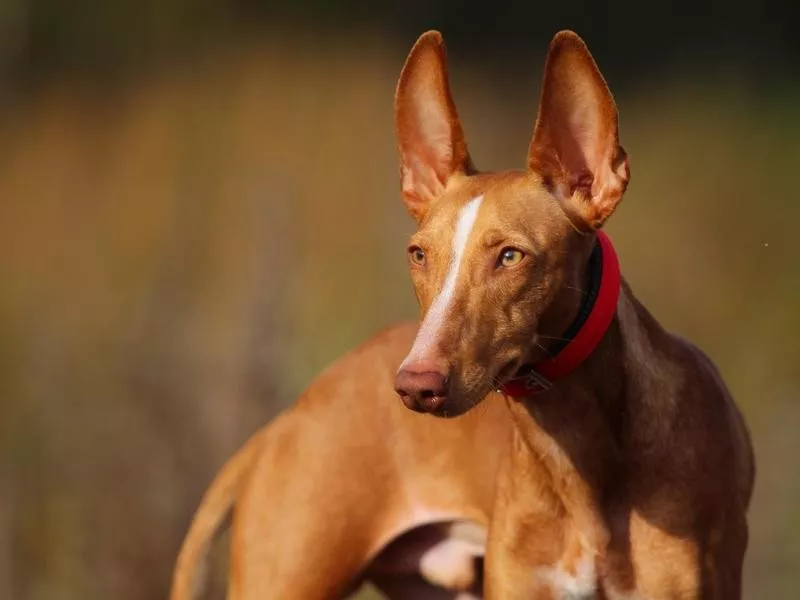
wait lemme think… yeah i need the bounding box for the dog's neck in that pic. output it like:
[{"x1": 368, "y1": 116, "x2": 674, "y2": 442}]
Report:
[
  {"x1": 504, "y1": 231, "x2": 619, "y2": 394},
  {"x1": 502, "y1": 249, "x2": 637, "y2": 556},
  {"x1": 517, "y1": 284, "x2": 631, "y2": 442},
  {"x1": 534, "y1": 236, "x2": 598, "y2": 362},
  {"x1": 510, "y1": 272, "x2": 686, "y2": 570}
]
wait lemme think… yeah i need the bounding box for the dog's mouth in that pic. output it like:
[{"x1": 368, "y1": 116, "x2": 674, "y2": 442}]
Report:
[
  {"x1": 423, "y1": 358, "x2": 524, "y2": 418},
  {"x1": 416, "y1": 381, "x2": 482, "y2": 419},
  {"x1": 399, "y1": 390, "x2": 450, "y2": 415}
]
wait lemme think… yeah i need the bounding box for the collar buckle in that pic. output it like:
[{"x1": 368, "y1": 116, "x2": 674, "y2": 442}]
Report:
[{"x1": 524, "y1": 370, "x2": 552, "y2": 393}]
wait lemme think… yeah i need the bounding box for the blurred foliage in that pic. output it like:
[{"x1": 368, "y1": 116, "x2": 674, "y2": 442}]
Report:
[
  {"x1": 0, "y1": 2, "x2": 798, "y2": 600},
  {"x1": 0, "y1": 0, "x2": 798, "y2": 86}
]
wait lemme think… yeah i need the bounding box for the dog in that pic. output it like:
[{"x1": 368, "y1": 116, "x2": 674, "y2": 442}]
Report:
[
  {"x1": 392, "y1": 30, "x2": 755, "y2": 599},
  {"x1": 170, "y1": 322, "x2": 513, "y2": 600}
]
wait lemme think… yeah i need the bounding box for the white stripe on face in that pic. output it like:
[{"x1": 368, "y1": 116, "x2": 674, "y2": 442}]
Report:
[{"x1": 401, "y1": 195, "x2": 484, "y2": 370}]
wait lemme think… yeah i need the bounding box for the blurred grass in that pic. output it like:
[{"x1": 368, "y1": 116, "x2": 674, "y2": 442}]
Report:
[{"x1": 0, "y1": 32, "x2": 797, "y2": 600}]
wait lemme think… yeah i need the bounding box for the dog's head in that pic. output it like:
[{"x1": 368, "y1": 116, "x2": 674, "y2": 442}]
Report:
[{"x1": 394, "y1": 31, "x2": 630, "y2": 416}]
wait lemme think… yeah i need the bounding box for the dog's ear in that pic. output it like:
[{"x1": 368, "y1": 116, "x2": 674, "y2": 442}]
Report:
[
  {"x1": 395, "y1": 31, "x2": 471, "y2": 222},
  {"x1": 528, "y1": 31, "x2": 629, "y2": 230}
]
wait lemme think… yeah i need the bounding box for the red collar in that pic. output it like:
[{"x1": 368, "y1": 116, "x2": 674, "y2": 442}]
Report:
[{"x1": 500, "y1": 231, "x2": 621, "y2": 397}]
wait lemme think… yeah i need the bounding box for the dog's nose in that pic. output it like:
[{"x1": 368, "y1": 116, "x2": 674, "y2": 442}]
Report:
[{"x1": 395, "y1": 366, "x2": 448, "y2": 413}]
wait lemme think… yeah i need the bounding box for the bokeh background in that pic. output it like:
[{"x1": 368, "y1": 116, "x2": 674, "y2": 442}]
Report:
[{"x1": 0, "y1": 2, "x2": 798, "y2": 599}]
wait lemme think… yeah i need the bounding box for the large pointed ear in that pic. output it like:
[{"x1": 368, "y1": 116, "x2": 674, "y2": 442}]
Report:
[
  {"x1": 394, "y1": 31, "x2": 471, "y2": 222},
  {"x1": 528, "y1": 31, "x2": 630, "y2": 230}
]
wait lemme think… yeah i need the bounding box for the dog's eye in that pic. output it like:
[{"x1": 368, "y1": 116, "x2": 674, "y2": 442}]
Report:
[
  {"x1": 498, "y1": 248, "x2": 525, "y2": 268},
  {"x1": 408, "y1": 246, "x2": 426, "y2": 266}
]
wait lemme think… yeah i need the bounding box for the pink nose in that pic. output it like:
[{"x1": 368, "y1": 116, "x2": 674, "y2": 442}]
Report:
[{"x1": 395, "y1": 365, "x2": 448, "y2": 413}]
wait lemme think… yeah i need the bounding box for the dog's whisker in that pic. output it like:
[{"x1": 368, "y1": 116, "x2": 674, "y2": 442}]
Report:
[{"x1": 536, "y1": 334, "x2": 573, "y2": 343}]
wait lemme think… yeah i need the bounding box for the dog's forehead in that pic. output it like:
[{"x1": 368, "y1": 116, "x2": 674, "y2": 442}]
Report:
[
  {"x1": 472, "y1": 172, "x2": 552, "y2": 219},
  {"x1": 418, "y1": 171, "x2": 555, "y2": 244}
]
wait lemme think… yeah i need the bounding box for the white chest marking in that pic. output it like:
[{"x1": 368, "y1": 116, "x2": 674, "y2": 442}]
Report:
[{"x1": 536, "y1": 551, "x2": 597, "y2": 599}]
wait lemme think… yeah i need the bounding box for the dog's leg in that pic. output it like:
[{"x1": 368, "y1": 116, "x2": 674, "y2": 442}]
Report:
[
  {"x1": 619, "y1": 506, "x2": 749, "y2": 600},
  {"x1": 714, "y1": 510, "x2": 748, "y2": 600},
  {"x1": 226, "y1": 412, "x2": 380, "y2": 600}
]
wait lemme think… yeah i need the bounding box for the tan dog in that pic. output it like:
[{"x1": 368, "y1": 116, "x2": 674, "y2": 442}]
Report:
[
  {"x1": 170, "y1": 322, "x2": 513, "y2": 600},
  {"x1": 393, "y1": 30, "x2": 755, "y2": 599}
]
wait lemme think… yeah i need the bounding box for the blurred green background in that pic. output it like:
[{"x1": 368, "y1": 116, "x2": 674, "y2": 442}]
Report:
[{"x1": 0, "y1": 2, "x2": 797, "y2": 599}]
